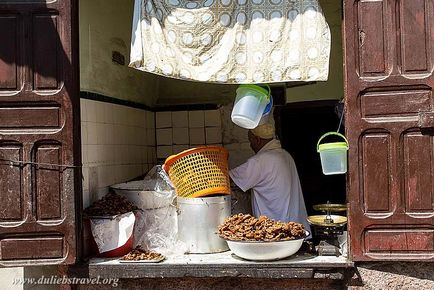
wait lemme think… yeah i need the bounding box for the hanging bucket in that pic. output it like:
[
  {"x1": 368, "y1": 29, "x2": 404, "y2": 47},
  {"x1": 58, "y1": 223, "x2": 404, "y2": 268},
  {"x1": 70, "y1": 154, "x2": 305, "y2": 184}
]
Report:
[
  {"x1": 231, "y1": 84, "x2": 271, "y2": 129},
  {"x1": 317, "y1": 132, "x2": 349, "y2": 175}
]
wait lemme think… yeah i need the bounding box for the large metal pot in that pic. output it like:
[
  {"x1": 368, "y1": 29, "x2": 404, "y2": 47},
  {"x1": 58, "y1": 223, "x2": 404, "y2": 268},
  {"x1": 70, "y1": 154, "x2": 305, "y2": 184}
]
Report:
[{"x1": 177, "y1": 195, "x2": 231, "y2": 253}]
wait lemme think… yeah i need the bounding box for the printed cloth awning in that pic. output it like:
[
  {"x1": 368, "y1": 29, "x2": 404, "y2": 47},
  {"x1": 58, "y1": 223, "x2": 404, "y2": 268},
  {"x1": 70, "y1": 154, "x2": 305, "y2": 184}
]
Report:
[{"x1": 130, "y1": 0, "x2": 331, "y2": 84}]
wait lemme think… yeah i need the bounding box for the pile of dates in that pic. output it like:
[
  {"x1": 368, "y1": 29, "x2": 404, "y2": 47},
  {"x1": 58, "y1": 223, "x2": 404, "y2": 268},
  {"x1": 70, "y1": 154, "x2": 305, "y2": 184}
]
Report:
[
  {"x1": 218, "y1": 213, "x2": 305, "y2": 242},
  {"x1": 83, "y1": 192, "x2": 138, "y2": 216}
]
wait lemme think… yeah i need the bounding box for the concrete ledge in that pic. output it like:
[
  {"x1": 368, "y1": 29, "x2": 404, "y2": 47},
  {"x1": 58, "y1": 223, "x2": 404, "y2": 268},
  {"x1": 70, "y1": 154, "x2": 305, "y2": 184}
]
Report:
[{"x1": 88, "y1": 252, "x2": 353, "y2": 279}]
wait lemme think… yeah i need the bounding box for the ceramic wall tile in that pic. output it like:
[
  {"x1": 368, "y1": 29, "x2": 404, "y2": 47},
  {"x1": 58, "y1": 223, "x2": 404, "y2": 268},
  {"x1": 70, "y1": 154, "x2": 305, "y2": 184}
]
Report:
[
  {"x1": 104, "y1": 103, "x2": 114, "y2": 124},
  {"x1": 81, "y1": 122, "x2": 88, "y2": 146},
  {"x1": 127, "y1": 126, "x2": 136, "y2": 145},
  {"x1": 156, "y1": 111, "x2": 172, "y2": 128},
  {"x1": 147, "y1": 112, "x2": 155, "y2": 129},
  {"x1": 188, "y1": 111, "x2": 205, "y2": 128},
  {"x1": 96, "y1": 123, "x2": 105, "y2": 144},
  {"x1": 141, "y1": 146, "x2": 148, "y2": 164},
  {"x1": 172, "y1": 111, "x2": 189, "y2": 128},
  {"x1": 147, "y1": 129, "x2": 156, "y2": 146},
  {"x1": 156, "y1": 128, "x2": 173, "y2": 145},
  {"x1": 189, "y1": 127, "x2": 205, "y2": 145},
  {"x1": 87, "y1": 122, "x2": 98, "y2": 145},
  {"x1": 206, "y1": 127, "x2": 222, "y2": 144},
  {"x1": 81, "y1": 100, "x2": 158, "y2": 197},
  {"x1": 113, "y1": 105, "x2": 123, "y2": 124},
  {"x1": 80, "y1": 99, "x2": 87, "y2": 122},
  {"x1": 205, "y1": 109, "x2": 221, "y2": 127},
  {"x1": 148, "y1": 146, "x2": 156, "y2": 164},
  {"x1": 122, "y1": 108, "x2": 131, "y2": 126},
  {"x1": 81, "y1": 145, "x2": 89, "y2": 164},
  {"x1": 96, "y1": 102, "x2": 105, "y2": 123},
  {"x1": 105, "y1": 124, "x2": 114, "y2": 144},
  {"x1": 87, "y1": 101, "x2": 97, "y2": 123},
  {"x1": 172, "y1": 127, "x2": 189, "y2": 145},
  {"x1": 87, "y1": 144, "x2": 98, "y2": 164}
]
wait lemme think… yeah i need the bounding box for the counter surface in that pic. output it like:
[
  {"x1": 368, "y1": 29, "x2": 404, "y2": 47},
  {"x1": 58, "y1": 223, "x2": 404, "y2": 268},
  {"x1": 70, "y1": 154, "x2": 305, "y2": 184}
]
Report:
[{"x1": 87, "y1": 251, "x2": 353, "y2": 279}]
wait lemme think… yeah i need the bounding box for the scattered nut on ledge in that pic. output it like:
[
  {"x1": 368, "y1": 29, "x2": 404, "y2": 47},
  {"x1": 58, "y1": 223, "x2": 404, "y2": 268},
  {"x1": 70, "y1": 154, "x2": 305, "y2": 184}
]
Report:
[{"x1": 121, "y1": 247, "x2": 165, "y2": 261}]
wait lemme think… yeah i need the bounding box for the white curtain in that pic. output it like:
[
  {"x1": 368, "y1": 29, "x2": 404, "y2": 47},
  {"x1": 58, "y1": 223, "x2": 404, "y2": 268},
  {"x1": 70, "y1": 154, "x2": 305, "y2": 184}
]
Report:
[{"x1": 130, "y1": 0, "x2": 331, "y2": 84}]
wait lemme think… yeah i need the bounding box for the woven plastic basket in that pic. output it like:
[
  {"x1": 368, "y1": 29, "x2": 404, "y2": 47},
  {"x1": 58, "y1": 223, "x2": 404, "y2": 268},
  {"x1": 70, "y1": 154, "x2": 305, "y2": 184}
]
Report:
[{"x1": 164, "y1": 146, "x2": 230, "y2": 198}]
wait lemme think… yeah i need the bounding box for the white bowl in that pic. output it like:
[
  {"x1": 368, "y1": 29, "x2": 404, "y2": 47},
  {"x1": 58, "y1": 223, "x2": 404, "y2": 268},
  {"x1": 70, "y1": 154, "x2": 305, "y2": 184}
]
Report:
[
  {"x1": 111, "y1": 180, "x2": 173, "y2": 210},
  {"x1": 226, "y1": 231, "x2": 309, "y2": 261}
]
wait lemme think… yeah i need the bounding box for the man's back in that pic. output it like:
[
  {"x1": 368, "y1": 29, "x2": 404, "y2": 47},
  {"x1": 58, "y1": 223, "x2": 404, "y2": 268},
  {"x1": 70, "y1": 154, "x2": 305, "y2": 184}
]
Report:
[{"x1": 230, "y1": 139, "x2": 311, "y2": 233}]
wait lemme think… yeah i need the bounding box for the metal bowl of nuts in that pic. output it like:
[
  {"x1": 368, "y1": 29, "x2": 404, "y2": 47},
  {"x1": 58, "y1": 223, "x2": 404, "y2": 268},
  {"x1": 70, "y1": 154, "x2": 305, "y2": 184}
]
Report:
[{"x1": 218, "y1": 214, "x2": 308, "y2": 261}]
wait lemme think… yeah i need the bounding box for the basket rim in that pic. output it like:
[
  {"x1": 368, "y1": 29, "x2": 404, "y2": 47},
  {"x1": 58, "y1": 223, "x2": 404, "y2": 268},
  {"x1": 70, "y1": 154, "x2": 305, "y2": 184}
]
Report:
[
  {"x1": 164, "y1": 145, "x2": 228, "y2": 169},
  {"x1": 178, "y1": 187, "x2": 231, "y2": 198}
]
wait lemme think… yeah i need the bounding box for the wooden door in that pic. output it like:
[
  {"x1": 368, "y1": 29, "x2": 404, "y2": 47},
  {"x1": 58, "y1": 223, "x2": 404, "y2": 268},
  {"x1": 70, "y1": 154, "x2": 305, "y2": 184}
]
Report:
[
  {"x1": 0, "y1": 0, "x2": 79, "y2": 266},
  {"x1": 344, "y1": 0, "x2": 434, "y2": 261}
]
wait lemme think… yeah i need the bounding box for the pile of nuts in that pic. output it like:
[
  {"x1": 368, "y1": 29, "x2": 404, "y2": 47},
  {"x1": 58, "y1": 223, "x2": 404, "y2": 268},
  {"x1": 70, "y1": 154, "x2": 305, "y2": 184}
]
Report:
[
  {"x1": 121, "y1": 248, "x2": 165, "y2": 261},
  {"x1": 83, "y1": 192, "x2": 138, "y2": 217},
  {"x1": 218, "y1": 213, "x2": 305, "y2": 242}
]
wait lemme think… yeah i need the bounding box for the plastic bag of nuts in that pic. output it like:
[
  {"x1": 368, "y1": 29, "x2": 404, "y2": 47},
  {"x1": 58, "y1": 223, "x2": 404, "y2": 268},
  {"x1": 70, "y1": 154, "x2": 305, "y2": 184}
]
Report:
[
  {"x1": 83, "y1": 192, "x2": 139, "y2": 257},
  {"x1": 83, "y1": 192, "x2": 138, "y2": 217}
]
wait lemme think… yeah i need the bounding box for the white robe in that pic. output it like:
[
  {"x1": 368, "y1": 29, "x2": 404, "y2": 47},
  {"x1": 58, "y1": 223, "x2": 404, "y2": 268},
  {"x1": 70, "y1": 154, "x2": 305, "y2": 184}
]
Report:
[{"x1": 229, "y1": 139, "x2": 311, "y2": 235}]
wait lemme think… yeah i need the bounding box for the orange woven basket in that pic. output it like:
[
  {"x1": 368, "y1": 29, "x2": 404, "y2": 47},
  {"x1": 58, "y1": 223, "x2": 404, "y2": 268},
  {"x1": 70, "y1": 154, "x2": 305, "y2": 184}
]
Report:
[{"x1": 164, "y1": 146, "x2": 231, "y2": 198}]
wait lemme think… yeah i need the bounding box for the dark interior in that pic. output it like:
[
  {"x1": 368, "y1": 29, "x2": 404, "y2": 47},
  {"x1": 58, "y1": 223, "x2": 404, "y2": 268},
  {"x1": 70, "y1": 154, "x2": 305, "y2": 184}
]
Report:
[{"x1": 274, "y1": 100, "x2": 347, "y2": 217}]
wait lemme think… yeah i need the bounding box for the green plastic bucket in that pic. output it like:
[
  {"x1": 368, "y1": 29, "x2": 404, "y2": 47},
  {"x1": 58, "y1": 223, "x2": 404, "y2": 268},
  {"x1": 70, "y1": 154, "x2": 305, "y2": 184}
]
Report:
[
  {"x1": 317, "y1": 132, "x2": 349, "y2": 175},
  {"x1": 231, "y1": 84, "x2": 271, "y2": 129}
]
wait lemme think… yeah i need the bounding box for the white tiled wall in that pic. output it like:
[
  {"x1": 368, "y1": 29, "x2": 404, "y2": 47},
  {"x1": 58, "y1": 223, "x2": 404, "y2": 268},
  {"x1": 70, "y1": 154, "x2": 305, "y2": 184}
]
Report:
[
  {"x1": 80, "y1": 99, "x2": 157, "y2": 208},
  {"x1": 155, "y1": 106, "x2": 254, "y2": 215},
  {"x1": 156, "y1": 110, "x2": 223, "y2": 159},
  {"x1": 155, "y1": 106, "x2": 255, "y2": 169},
  {"x1": 220, "y1": 104, "x2": 255, "y2": 169}
]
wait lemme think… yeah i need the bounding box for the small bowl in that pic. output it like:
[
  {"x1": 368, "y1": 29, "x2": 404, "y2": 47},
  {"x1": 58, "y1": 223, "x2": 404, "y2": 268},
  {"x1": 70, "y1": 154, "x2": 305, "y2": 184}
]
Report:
[{"x1": 226, "y1": 231, "x2": 309, "y2": 261}]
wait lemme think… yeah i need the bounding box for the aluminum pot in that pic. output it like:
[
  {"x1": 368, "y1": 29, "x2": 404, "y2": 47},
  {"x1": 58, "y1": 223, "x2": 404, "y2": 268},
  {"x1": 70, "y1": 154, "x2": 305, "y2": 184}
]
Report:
[{"x1": 177, "y1": 195, "x2": 231, "y2": 253}]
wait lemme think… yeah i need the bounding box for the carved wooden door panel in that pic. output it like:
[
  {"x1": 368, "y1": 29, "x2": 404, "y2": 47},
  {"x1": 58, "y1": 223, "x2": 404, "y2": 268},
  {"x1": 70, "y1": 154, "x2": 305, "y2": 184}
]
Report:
[
  {"x1": 0, "y1": 0, "x2": 79, "y2": 266},
  {"x1": 344, "y1": 0, "x2": 434, "y2": 261}
]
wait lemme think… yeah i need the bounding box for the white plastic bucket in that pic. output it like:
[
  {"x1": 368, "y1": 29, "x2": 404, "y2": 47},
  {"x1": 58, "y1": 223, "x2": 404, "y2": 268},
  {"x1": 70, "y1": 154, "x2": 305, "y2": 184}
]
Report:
[
  {"x1": 231, "y1": 84, "x2": 271, "y2": 129},
  {"x1": 317, "y1": 132, "x2": 349, "y2": 175}
]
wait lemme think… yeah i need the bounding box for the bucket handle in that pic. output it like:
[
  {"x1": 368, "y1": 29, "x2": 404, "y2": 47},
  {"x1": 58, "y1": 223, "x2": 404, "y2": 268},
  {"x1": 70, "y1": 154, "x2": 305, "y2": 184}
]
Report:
[
  {"x1": 264, "y1": 84, "x2": 271, "y2": 99},
  {"x1": 317, "y1": 132, "x2": 349, "y2": 152}
]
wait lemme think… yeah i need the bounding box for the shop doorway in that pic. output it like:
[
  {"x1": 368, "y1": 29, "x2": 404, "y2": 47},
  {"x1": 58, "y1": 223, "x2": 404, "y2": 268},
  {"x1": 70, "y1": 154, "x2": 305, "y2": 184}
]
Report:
[{"x1": 274, "y1": 101, "x2": 346, "y2": 217}]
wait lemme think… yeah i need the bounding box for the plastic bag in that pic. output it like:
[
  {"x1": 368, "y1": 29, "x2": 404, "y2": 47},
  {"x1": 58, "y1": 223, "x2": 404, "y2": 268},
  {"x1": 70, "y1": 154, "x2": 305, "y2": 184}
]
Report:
[
  {"x1": 90, "y1": 212, "x2": 135, "y2": 255},
  {"x1": 142, "y1": 165, "x2": 174, "y2": 194},
  {"x1": 133, "y1": 165, "x2": 186, "y2": 256}
]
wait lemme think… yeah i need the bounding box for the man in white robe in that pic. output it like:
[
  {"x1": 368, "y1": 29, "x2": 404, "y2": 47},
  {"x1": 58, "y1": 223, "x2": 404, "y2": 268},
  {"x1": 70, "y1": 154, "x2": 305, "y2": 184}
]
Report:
[{"x1": 229, "y1": 122, "x2": 311, "y2": 235}]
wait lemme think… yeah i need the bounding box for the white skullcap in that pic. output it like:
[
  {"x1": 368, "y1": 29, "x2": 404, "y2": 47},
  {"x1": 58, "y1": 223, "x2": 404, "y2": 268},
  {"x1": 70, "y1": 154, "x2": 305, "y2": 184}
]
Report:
[{"x1": 250, "y1": 122, "x2": 275, "y2": 139}]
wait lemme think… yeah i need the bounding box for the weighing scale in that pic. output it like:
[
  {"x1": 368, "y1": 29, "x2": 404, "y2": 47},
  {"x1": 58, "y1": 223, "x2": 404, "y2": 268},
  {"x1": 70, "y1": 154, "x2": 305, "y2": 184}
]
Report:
[{"x1": 307, "y1": 202, "x2": 347, "y2": 256}]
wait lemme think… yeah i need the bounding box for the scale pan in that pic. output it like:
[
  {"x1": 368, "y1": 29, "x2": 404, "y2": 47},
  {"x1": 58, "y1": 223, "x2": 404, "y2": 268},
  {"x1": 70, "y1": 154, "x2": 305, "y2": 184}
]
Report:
[
  {"x1": 313, "y1": 203, "x2": 347, "y2": 212},
  {"x1": 307, "y1": 215, "x2": 347, "y2": 227}
]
